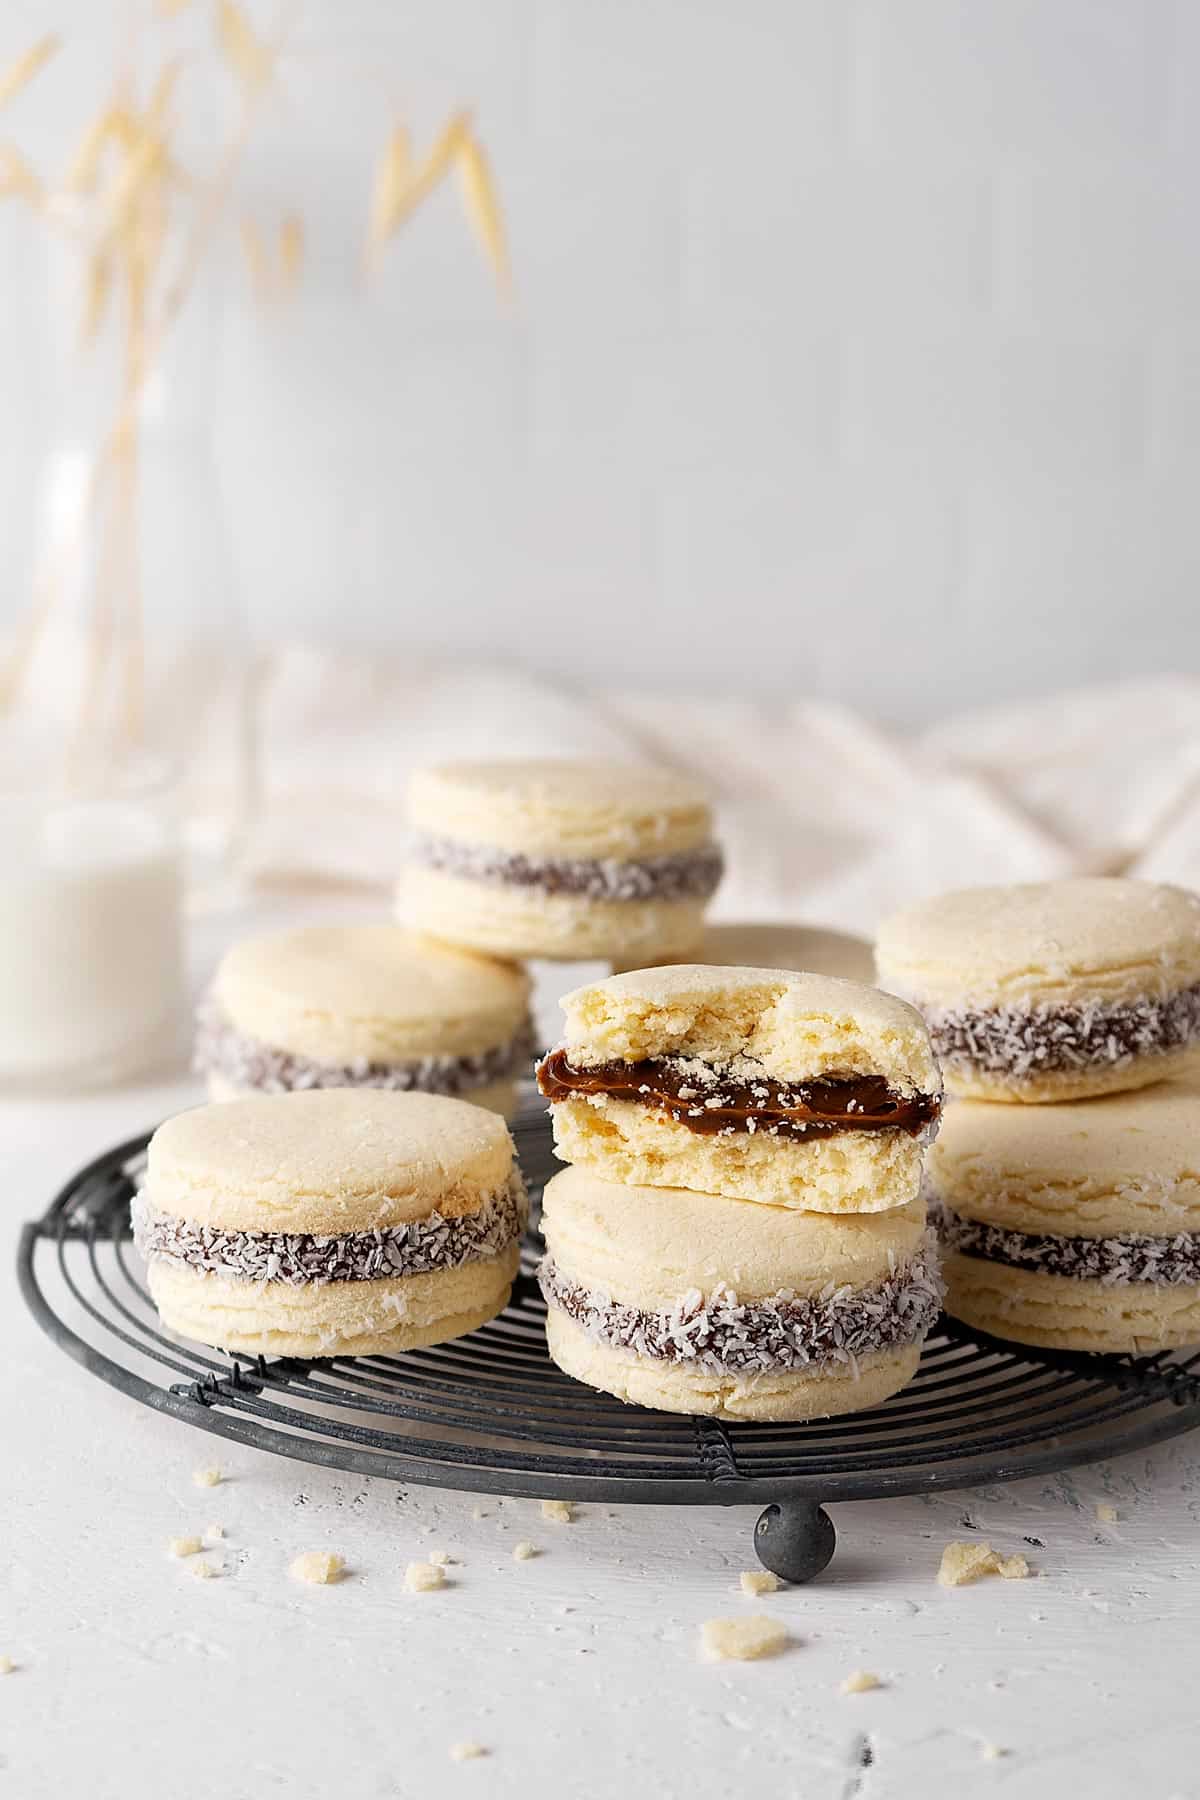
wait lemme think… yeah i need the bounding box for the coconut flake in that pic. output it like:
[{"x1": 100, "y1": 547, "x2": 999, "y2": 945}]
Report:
[{"x1": 134, "y1": 1172, "x2": 527, "y2": 1288}]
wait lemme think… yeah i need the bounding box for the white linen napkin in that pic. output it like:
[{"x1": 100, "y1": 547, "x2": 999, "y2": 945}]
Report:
[{"x1": 247, "y1": 648, "x2": 1200, "y2": 930}]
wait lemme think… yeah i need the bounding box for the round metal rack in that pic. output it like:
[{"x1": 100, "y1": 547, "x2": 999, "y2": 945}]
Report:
[{"x1": 18, "y1": 1104, "x2": 1200, "y2": 1580}]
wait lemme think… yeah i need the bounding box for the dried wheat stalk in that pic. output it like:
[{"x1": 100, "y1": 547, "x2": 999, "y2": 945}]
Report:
[{"x1": 0, "y1": 0, "x2": 509, "y2": 762}]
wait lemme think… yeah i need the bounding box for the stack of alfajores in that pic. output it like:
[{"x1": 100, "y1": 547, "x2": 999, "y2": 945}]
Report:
[
  {"x1": 535, "y1": 965, "x2": 946, "y2": 1420},
  {"x1": 876, "y1": 878, "x2": 1200, "y2": 1355}
]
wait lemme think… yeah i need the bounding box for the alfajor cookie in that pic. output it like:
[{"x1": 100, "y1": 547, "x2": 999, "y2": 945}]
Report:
[
  {"x1": 876, "y1": 878, "x2": 1200, "y2": 1103},
  {"x1": 133, "y1": 1090, "x2": 527, "y2": 1358},
  {"x1": 398, "y1": 760, "x2": 723, "y2": 962},
  {"x1": 536, "y1": 966, "x2": 941, "y2": 1212},
  {"x1": 613, "y1": 920, "x2": 874, "y2": 983},
  {"x1": 539, "y1": 1166, "x2": 942, "y2": 1420},
  {"x1": 928, "y1": 1077, "x2": 1200, "y2": 1354},
  {"x1": 195, "y1": 926, "x2": 533, "y2": 1118}
]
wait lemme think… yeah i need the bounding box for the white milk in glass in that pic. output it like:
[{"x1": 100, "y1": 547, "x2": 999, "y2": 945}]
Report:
[{"x1": 0, "y1": 780, "x2": 186, "y2": 1087}]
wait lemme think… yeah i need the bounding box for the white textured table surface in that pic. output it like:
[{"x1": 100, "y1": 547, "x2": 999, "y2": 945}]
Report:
[{"x1": 4, "y1": 903, "x2": 1200, "y2": 1800}]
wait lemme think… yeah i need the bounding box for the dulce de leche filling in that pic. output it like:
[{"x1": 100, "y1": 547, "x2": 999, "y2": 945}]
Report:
[{"x1": 536, "y1": 1051, "x2": 940, "y2": 1141}]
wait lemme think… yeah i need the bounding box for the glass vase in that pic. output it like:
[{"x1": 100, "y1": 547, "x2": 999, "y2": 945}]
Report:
[{"x1": 5, "y1": 234, "x2": 256, "y2": 911}]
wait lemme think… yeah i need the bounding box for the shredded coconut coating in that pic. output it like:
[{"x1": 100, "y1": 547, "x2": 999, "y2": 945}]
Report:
[
  {"x1": 930, "y1": 1196, "x2": 1200, "y2": 1287},
  {"x1": 922, "y1": 982, "x2": 1200, "y2": 1080},
  {"x1": 194, "y1": 998, "x2": 535, "y2": 1097},
  {"x1": 408, "y1": 831, "x2": 724, "y2": 903},
  {"x1": 537, "y1": 1232, "x2": 943, "y2": 1374},
  {"x1": 133, "y1": 1172, "x2": 527, "y2": 1287}
]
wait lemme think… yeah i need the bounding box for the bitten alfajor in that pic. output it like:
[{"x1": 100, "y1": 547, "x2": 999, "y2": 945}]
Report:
[
  {"x1": 928, "y1": 1077, "x2": 1200, "y2": 1354},
  {"x1": 539, "y1": 1166, "x2": 942, "y2": 1420},
  {"x1": 134, "y1": 1090, "x2": 527, "y2": 1357},
  {"x1": 196, "y1": 926, "x2": 533, "y2": 1118},
  {"x1": 876, "y1": 878, "x2": 1200, "y2": 1103},
  {"x1": 536, "y1": 966, "x2": 941, "y2": 1212},
  {"x1": 398, "y1": 760, "x2": 723, "y2": 962}
]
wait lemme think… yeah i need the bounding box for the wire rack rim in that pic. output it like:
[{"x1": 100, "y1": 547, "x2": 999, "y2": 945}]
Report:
[{"x1": 17, "y1": 1122, "x2": 1200, "y2": 1509}]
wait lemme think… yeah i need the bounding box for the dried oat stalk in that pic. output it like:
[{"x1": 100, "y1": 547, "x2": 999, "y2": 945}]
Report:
[{"x1": 0, "y1": 1, "x2": 508, "y2": 754}]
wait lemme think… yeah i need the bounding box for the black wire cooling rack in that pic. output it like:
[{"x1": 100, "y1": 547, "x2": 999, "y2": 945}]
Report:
[{"x1": 18, "y1": 1101, "x2": 1200, "y2": 1580}]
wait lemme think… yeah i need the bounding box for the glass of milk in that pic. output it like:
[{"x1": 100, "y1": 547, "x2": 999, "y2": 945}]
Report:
[{"x1": 0, "y1": 755, "x2": 187, "y2": 1089}]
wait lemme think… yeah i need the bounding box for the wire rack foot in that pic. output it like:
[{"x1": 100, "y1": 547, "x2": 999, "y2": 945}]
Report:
[{"x1": 754, "y1": 1500, "x2": 836, "y2": 1583}]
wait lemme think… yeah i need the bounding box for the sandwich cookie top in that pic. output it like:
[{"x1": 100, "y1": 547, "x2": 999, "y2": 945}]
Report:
[
  {"x1": 140, "y1": 1085, "x2": 519, "y2": 1218},
  {"x1": 614, "y1": 921, "x2": 874, "y2": 983},
  {"x1": 537, "y1": 965, "x2": 942, "y2": 1144},
  {"x1": 404, "y1": 759, "x2": 723, "y2": 906},
  {"x1": 196, "y1": 925, "x2": 533, "y2": 1096},
  {"x1": 539, "y1": 1166, "x2": 941, "y2": 1373},
  {"x1": 876, "y1": 879, "x2": 1200, "y2": 1091}
]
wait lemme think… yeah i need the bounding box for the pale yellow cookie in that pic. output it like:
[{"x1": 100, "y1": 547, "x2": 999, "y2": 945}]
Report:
[
  {"x1": 930, "y1": 1078, "x2": 1200, "y2": 1237},
  {"x1": 538, "y1": 965, "x2": 940, "y2": 1211},
  {"x1": 538, "y1": 1167, "x2": 940, "y2": 1420},
  {"x1": 198, "y1": 925, "x2": 532, "y2": 1119},
  {"x1": 930, "y1": 1078, "x2": 1200, "y2": 1353},
  {"x1": 613, "y1": 920, "x2": 874, "y2": 983},
  {"x1": 877, "y1": 879, "x2": 1200, "y2": 1102},
  {"x1": 940, "y1": 1253, "x2": 1200, "y2": 1355},
  {"x1": 135, "y1": 1091, "x2": 526, "y2": 1357},
  {"x1": 398, "y1": 760, "x2": 722, "y2": 962}
]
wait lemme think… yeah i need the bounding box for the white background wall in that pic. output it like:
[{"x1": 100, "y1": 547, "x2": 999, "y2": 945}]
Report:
[{"x1": 3, "y1": 0, "x2": 1199, "y2": 720}]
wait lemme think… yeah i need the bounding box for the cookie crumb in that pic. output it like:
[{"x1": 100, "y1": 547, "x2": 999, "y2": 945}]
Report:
[
  {"x1": 840, "y1": 1670, "x2": 881, "y2": 1695},
  {"x1": 980, "y1": 1742, "x2": 1007, "y2": 1760},
  {"x1": 700, "y1": 1616, "x2": 789, "y2": 1662},
  {"x1": 938, "y1": 1540, "x2": 1001, "y2": 1586},
  {"x1": 193, "y1": 1466, "x2": 222, "y2": 1489},
  {"x1": 540, "y1": 1500, "x2": 574, "y2": 1524},
  {"x1": 997, "y1": 1554, "x2": 1029, "y2": 1580},
  {"x1": 290, "y1": 1551, "x2": 345, "y2": 1586},
  {"x1": 429, "y1": 1549, "x2": 453, "y2": 1566},
  {"x1": 190, "y1": 1558, "x2": 219, "y2": 1580},
  {"x1": 939, "y1": 1541, "x2": 1032, "y2": 1585},
  {"x1": 404, "y1": 1561, "x2": 445, "y2": 1593},
  {"x1": 0, "y1": 1657, "x2": 14, "y2": 1675},
  {"x1": 512, "y1": 1541, "x2": 539, "y2": 1562},
  {"x1": 1096, "y1": 1503, "x2": 1119, "y2": 1523},
  {"x1": 205, "y1": 1524, "x2": 225, "y2": 1542},
  {"x1": 739, "y1": 1569, "x2": 781, "y2": 1596},
  {"x1": 449, "y1": 1743, "x2": 487, "y2": 1762},
  {"x1": 169, "y1": 1535, "x2": 203, "y2": 1559}
]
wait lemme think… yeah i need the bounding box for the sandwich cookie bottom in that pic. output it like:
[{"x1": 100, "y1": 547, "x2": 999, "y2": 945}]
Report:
[
  {"x1": 136, "y1": 1090, "x2": 527, "y2": 1358},
  {"x1": 544, "y1": 1312, "x2": 922, "y2": 1422},
  {"x1": 538, "y1": 1168, "x2": 942, "y2": 1421},
  {"x1": 400, "y1": 864, "x2": 712, "y2": 963},
  {"x1": 929, "y1": 1076, "x2": 1200, "y2": 1353}
]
